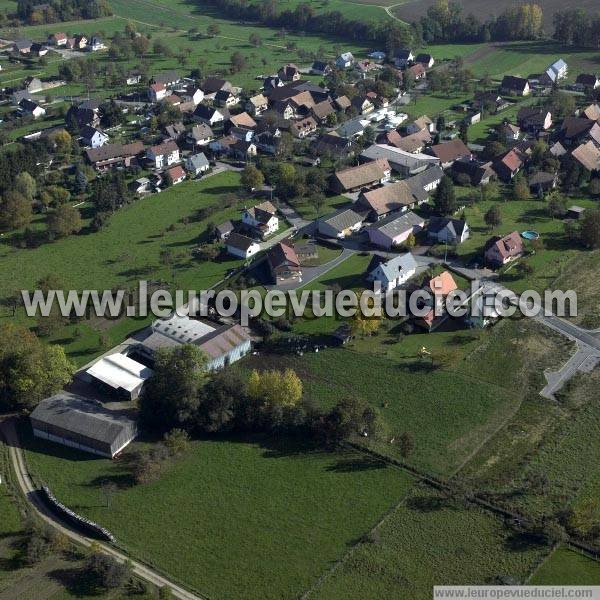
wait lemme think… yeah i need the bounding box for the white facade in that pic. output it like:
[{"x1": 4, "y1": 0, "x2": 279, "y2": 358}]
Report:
[{"x1": 227, "y1": 240, "x2": 260, "y2": 259}]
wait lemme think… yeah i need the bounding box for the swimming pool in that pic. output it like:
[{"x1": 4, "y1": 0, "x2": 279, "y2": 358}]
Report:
[{"x1": 521, "y1": 230, "x2": 540, "y2": 240}]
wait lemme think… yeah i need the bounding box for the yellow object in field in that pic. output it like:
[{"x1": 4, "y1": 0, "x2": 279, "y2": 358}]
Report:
[{"x1": 419, "y1": 346, "x2": 431, "y2": 357}]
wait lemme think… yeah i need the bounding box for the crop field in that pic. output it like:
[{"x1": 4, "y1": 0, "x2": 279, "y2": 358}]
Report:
[
  {"x1": 311, "y1": 485, "x2": 548, "y2": 599},
  {"x1": 392, "y1": 0, "x2": 600, "y2": 30},
  {"x1": 0, "y1": 171, "x2": 255, "y2": 366},
  {"x1": 23, "y1": 427, "x2": 414, "y2": 600},
  {"x1": 530, "y1": 547, "x2": 600, "y2": 584}
]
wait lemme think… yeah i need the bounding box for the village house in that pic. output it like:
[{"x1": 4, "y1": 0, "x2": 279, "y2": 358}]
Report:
[
  {"x1": 576, "y1": 74, "x2": 600, "y2": 92},
  {"x1": 150, "y1": 71, "x2": 181, "y2": 88},
  {"x1": 242, "y1": 201, "x2": 278, "y2": 238},
  {"x1": 226, "y1": 232, "x2": 261, "y2": 259},
  {"x1": 484, "y1": 231, "x2": 524, "y2": 267},
  {"x1": 18, "y1": 98, "x2": 45, "y2": 119},
  {"x1": 130, "y1": 177, "x2": 152, "y2": 195},
  {"x1": 215, "y1": 89, "x2": 239, "y2": 108},
  {"x1": 517, "y1": 107, "x2": 553, "y2": 134},
  {"x1": 87, "y1": 36, "x2": 105, "y2": 52},
  {"x1": 85, "y1": 142, "x2": 144, "y2": 171},
  {"x1": 406, "y1": 115, "x2": 435, "y2": 135},
  {"x1": 415, "y1": 53, "x2": 435, "y2": 68},
  {"x1": 292, "y1": 240, "x2": 318, "y2": 262},
  {"x1": 367, "y1": 211, "x2": 425, "y2": 250},
  {"x1": 335, "y1": 52, "x2": 354, "y2": 69},
  {"x1": 187, "y1": 123, "x2": 214, "y2": 147},
  {"x1": 318, "y1": 208, "x2": 363, "y2": 239},
  {"x1": 427, "y1": 217, "x2": 470, "y2": 244},
  {"x1": 201, "y1": 77, "x2": 232, "y2": 98},
  {"x1": 80, "y1": 125, "x2": 109, "y2": 148},
  {"x1": 571, "y1": 140, "x2": 600, "y2": 172},
  {"x1": 147, "y1": 140, "x2": 180, "y2": 169},
  {"x1": 246, "y1": 93, "x2": 269, "y2": 116},
  {"x1": 48, "y1": 32, "x2": 67, "y2": 46},
  {"x1": 330, "y1": 159, "x2": 391, "y2": 194},
  {"x1": 313, "y1": 133, "x2": 355, "y2": 158},
  {"x1": 185, "y1": 152, "x2": 210, "y2": 176},
  {"x1": 290, "y1": 116, "x2": 318, "y2": 139},
  {"x1": 360, "y1": 144, "x2": 440, "y2": 177},
  {"x1": 311, "y1": 100, "x2": 335, "y2": 123},
  {"x1": 394, "y1": 49, "x2": 414, "y2": 68},
  {"x1": 416, "y1": 270, "x2": 459, "y2": 330},
  {"x1": 228, "y1": 112, "x2": 257, "y2": 130},
  {"x1": 13, "y1": 38, "x2": 32, "y2": 54},
  {"x1": 560, "y1": 117, "x2": 600, "y2": 147},
  {"x1": 500, "y1": 75, "x2": 530, "y2": 97},
  {"x1": 500, "y1": 122, "x2": 521, "y2": 143},
  {"x1": 356, "y1": 180, "x2": 422, "y2": 222},
  {"x1": 366, "y1": 253, "x2": 418, "y2": 292},
  {"x1": 164, "y1": 122, "x2": 186, "y2": 141},
  {"x1": 452, "y1": 157, "x2": 496, "y2": 186},
  {"x1": 214, "y1": 221, "x2": 234, "y2": 241},
  {"x1": 310, "y1": 60, "x2": 332, "y2": 76},
  {"x1": 493, "y1": 149, "x2": 524, "y2": 181},
  {"x1": 278, "y1": 63, "x2": 301, "y2": 82},
  {"x1": 149, "y1": 83, "x2": 168, "y2": 102},
  {"x1": 351, "y1": 96, "x2": 375, "y2": 115},
  {"x1": 540, "y1": 59, "x2": 568, "y2": 86},
  {"x1": 408, "y1": 63, "x2": 426, "y2": 81},
  {"x1": 267, "y1": 242, "x2": 302, "y2": 285},
  {"x1": 126, "y1": 70, "x2": 142, "y2": 85},
  {"x1": 193, "y1": 104, "x2": 228, "y2": 126},
  {"x1": 73, "y1": 35, "x2": 88, "y2": 50},
  {"x1": 529, "y1": 171, "x2": 558, "y2": 195},
  {"x1": 166, "y1": 165, "x2": 186, "y2": 185},
  {"x1": 426, "y1": 139, "x2": 471, "y2": 168},
  {"x1": 582, "y1": 104, "x2": 600, "y2": 122}
]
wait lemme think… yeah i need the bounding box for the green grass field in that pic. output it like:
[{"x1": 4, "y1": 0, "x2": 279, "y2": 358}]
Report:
[
  {"x1": 0, "y1": 171, "x2": 254, "y2": 366},
  {"x1": 312, "y1": 485, "x2": 548, "y2": 599},
  {"x1": 23, "y1": 427, "x2": 414, "y2": 600},
  {"x1": 530, "y1": 547, "x2": 600, "y2": 584}
]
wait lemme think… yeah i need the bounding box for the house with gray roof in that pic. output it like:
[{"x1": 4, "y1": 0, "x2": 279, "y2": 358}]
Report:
[
  {"x1": 540, "y1": 59, "x2": 568, "y2": 86},
  {"x1": 185, "y1": 152, "x2": 210, "y2": 176},
  {"x1": 367, "y1": 211, "x2": 425, "y2": 249},
  {"x1": 360, "y1": 144, "x2": 440, "y2": 177},
  {"x1": 317, "y1": 208, "x2": 363, "y2": 239},
  {"x1": 427, "y1": 217, "x2": 470, "y2": 244},
  {"x1": 30, "y1": 392, "x2": 137, "y2": 458},
  {"x1": 366, "y1": 253, "x2": 418, "y2": 292}
]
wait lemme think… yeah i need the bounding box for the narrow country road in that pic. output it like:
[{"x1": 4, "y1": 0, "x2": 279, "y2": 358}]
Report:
[{"x1": 0, "y1": 418, "x2": 206, "y2": 600}]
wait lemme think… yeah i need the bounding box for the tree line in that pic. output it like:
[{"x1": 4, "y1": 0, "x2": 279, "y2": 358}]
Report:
[{"x1": 13, "y1": 0, "x2": 112, "y2": 25}]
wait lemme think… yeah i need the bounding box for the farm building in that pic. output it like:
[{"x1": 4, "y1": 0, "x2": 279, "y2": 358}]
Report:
[
  {"x1": 137, "y1": 315, "x2": 251, "y2": 371},
  {"x1": 30, "y1": 392, "x2": 137, "y2": 458},
  {"x1": 318, "y1": 209, "x2": 363, "y2": 239},
  {"x1": 85, "y1": 353, "x2": 153, "y2": 401}
]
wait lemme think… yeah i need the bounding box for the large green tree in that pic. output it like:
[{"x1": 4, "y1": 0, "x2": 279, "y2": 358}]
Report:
[
  {"x1": 0, "y1": 324, "x2": 74, "y2": 412},
  {"x1": 140, "y1": 345, "x2": 207, "y2": 432},
  {"x1": 432, "y1": 175, "x2": 456, "y2": 215}
]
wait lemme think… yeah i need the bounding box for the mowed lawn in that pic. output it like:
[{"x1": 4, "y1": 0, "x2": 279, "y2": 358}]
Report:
[
  {"x1": 312, "y1": 486, "x2": 548, "y2": 599},
  {"x1": 23, "y1": 428, "x2": 414, "y2": 600},
  {"x1": 530, "y1": 547, "x2": 600, "y2": 585}
]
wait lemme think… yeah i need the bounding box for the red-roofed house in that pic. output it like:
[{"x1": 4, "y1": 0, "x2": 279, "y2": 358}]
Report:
[
  {"x1": 166, "y1": 165, "x2": 186, "y2": 185},
  {"x1": 493, "y1": 149, "x2": 524, "y2": 181},
  {"x1": 484, "y1": 232, "x2": 524, "y2": 267},
  {"x1": 149, "y1": 82, "x2": 167, "y2": 102},
  {"x1": 267, "y1": 242, "x2": 302, "y2": 285}
]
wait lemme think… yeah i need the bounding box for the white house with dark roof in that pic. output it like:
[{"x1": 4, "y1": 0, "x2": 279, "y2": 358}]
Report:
[
  {"x1": 226, "y1": 232, "x2": 261, "y2": 259},
  {"x1": 80, "y1": 125, "x2": 109, "y2": 148},
  {"x1": 540, "y1": 59, "x2": 568, "y2": 86},
  {"x1": 147, "y1": 140, "x2": 179, "y2": 169},
  {"x1": 427, "y1": 217, "x2": 470, "y2": 244},
  {"x1": 185, "y1": 152, "x2": 210, "y2": 176},
  {"x1": 366, "y1": 253, "x2": 418, "y2": 292},
  {"x1": 242, "y1": 201, "x2": 278, "y2": 237}
]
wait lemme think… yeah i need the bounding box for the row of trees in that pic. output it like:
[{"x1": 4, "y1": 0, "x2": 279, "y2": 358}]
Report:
[{"x1": 553, "y1": 9, "x2": 600, "y2": 48}]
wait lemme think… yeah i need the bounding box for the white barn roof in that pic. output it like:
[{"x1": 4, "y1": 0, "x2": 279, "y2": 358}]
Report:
[{"x1": 86, "y1": 353, "x2": 153, "y2": 393}]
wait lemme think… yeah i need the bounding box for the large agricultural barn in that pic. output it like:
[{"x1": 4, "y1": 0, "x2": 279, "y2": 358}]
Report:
[{"x1": 30, "y1": 392, "x2": 138, "y2": 458}]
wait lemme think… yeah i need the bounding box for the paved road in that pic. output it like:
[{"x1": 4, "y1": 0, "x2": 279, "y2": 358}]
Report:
[{"x1": 0, "y1": 418, "x2": 205, "y2": 600}]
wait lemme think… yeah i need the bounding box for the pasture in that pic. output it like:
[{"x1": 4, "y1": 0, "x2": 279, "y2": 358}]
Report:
[
  {"x1": 530, "y1": 547, "x2": 600, "y2": 584},
  {"x1": 0, "y1": 171, "x2": 253, "y2": 365},
  {"x1": 23, "y1": 427, "x2": 414, "y2": 600},
  {"x1": 311, "y1": 485, "x2": 548, "y2": 599}
]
